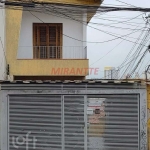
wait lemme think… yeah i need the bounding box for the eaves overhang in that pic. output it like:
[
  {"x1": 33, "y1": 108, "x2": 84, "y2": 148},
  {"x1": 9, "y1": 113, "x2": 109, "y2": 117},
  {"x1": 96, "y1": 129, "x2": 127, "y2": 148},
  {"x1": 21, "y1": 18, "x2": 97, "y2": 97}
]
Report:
[{"x1": 2, "y1": 0, "x2": 103, "y2": 22}]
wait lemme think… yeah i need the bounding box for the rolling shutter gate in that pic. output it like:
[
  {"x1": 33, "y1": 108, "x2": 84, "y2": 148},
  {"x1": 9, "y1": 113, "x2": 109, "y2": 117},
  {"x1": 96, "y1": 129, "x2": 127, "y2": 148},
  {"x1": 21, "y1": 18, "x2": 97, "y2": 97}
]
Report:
[{"x1": 8, "y1": 95, "x2": 139, "y2": 150}]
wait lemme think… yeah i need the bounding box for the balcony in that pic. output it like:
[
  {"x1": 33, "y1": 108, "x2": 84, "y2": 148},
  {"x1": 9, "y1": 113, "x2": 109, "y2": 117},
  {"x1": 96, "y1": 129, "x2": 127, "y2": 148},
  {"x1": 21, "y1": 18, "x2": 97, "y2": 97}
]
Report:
[
  {"x1": 34, "y1": 46, "x2": 87, "y2": 59},
  {"x1": 18, "y1": 46, "x2": 87, "y2": 59},
  {"x1": 10, "y1": 46, "x2": 89, "y2": 79}
]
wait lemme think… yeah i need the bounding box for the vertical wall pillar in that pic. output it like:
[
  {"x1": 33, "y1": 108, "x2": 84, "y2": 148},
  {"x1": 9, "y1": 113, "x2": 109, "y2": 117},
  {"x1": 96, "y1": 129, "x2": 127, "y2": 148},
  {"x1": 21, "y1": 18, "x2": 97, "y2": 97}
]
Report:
[
  {"x1": 147, "y1": 85, "x2": 150, "y2": 149},
  {"x1": 0, "y1": 4, "x2": 6, "y2": 80},
  {"x1": 5, "y1": 8, "x2": 23, "y2": 79}
]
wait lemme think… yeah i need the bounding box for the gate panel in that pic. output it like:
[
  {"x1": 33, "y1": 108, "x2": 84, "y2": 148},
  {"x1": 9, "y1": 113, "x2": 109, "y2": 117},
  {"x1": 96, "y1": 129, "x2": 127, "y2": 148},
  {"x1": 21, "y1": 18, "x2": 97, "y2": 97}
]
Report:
[
  {"x1": 9, "y1": 95, "x2": 62, "y2": 150},
  {"x1": 7, "y1": 94, "x2": 140, "y2": 150},
  {"x1": 64, "y1": 96, "x2": 85, "y2": 150},
  {"x1": 87, "y1": 95, "x2": 139, "y2": 150}
]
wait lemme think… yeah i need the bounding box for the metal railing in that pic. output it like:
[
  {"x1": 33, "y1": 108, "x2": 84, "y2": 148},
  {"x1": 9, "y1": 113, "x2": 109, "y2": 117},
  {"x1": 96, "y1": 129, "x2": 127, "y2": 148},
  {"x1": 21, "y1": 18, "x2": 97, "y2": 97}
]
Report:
[{"x1": 33, "y1": 46, "x2": 87, "y2": 59}]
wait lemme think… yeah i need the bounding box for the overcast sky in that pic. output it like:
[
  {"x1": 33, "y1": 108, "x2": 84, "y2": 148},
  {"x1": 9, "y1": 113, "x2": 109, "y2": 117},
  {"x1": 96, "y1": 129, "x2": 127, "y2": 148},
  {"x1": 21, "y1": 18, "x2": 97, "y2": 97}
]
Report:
[{"x1": 87, "y1": 0, "x2": 150, "y2": 79}]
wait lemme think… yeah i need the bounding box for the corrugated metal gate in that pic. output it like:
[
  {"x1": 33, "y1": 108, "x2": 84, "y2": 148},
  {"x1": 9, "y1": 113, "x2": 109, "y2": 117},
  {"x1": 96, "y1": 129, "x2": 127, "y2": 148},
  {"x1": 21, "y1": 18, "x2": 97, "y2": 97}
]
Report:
[
  {"x1": 64, "y1": 96, "x2": 85, "y2": 150},
  {"x1": 8, "y1": 94, "x2": 139, "y2": 150},
  {"x1": 87, "y1": 95, "x2": 139, "y2": 150},
  {"x1": 9, "y1": 95, "x2": 62, "y2": 150},
  {"x1": 9, "y1": 95, "x2": 85, "y2": 150}
]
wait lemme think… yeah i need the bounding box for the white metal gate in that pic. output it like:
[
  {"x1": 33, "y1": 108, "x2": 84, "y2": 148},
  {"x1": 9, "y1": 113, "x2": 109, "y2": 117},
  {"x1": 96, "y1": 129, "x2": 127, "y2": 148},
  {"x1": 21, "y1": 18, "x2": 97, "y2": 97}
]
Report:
[
  {"x1": 8, "y1": 95, "x2": 85, "y2": 150},
  {"x1": 8, "y1": 94, "x2": 139, "y2": 150},
  {"x1": 87, "y1": 95, "x2": 139, "y2": 150},
  {"x1": 9, "y1": 95, "x2": 62, "y2": 150},
  {"x1": 64, "y1": 96, "x2": 85, "y2": 150}
]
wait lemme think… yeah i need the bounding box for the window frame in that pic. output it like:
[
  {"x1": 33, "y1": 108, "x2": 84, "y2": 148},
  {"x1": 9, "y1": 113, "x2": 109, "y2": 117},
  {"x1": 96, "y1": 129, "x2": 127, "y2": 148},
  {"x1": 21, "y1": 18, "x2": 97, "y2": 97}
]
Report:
[{"x1": 33, "y1": 23, "x2": 63, "y2": 59}]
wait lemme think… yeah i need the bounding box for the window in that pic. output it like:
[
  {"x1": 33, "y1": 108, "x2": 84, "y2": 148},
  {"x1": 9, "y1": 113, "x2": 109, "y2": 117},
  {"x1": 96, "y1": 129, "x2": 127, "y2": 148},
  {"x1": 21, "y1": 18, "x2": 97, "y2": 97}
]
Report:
[{"x1": 33, "y1": 23, "x2": 62, "y2": 59}]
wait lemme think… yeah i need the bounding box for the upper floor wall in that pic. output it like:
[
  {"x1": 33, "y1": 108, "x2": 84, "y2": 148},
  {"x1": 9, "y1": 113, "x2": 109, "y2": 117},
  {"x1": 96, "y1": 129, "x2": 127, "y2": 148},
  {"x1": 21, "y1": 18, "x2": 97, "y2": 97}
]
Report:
[
  {"x1": 4, "y1": 8, "x2": 89, "y2": 80},
  {"x1": 18, "y1": 11, "x2": 87, "y2": 59}
]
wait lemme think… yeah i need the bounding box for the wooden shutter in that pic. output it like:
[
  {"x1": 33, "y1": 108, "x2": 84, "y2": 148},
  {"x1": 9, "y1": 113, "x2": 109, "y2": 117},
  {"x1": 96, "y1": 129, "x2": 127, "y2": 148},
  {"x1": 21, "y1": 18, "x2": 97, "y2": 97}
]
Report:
[
  {"x1": 49, "y1": 25, "x2": 57, "y2": 58},
  {"x1": 33, "y1": 23, "x2": 62, "y2": 59},
  {"x1": 57, "y1": 25, "x2": 62, "y2": 58}
]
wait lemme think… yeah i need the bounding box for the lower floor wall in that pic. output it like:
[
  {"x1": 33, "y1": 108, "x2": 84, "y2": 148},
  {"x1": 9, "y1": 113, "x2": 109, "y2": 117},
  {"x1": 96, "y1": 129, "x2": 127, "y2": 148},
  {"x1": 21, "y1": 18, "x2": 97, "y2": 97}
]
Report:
[{"x1": 0, "y1": 83, "x2": 147, "y2": 150}]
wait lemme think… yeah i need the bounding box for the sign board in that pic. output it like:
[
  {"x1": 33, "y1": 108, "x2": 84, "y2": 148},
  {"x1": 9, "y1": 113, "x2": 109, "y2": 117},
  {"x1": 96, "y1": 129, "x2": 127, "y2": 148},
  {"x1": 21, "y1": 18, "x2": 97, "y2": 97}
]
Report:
[{"x1": 87, "y1": 98, "x2": 105, "y2": 123}]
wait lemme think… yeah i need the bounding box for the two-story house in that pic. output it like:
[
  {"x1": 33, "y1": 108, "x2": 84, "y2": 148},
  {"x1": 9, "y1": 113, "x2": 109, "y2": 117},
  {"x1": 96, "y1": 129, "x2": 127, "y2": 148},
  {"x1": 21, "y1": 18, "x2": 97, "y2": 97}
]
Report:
[{"x1": 0, "y1": 0, "x2": 102, "y2": 81}]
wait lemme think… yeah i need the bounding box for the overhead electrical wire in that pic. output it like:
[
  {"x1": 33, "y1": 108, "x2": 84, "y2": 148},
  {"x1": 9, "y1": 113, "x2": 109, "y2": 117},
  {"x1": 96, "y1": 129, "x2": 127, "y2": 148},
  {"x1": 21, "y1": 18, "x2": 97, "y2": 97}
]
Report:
[
  {"x1": 120, "y1": 28, "x2": 150, "y2": 78},
  {"x1": 90, "y1": 26, "x2": 145, "y2": 67},
  {"x1": 125, "y1": 30, "x2": 150, "y2": 74},
  {"x1": 88, "y1": 22, "x2": 147, "y2": 32},
  {"x1": 127, "y1": 33, "x2": 150, "y2": 73},
  {"x1": 93, "y1": 15, "x2": 144, "y2": 21},
  {"x1": 114, "y1": 0, "x2": 137, "y2": 8},
  {"x1": 45, "y1": 5, "x2": 147, "y2": 29},
  {"x1": 90, "y1": 39, "x2": 126, "y2": 66},
  {"x1": 2, "y1": 4, "x2": 147, "y2": 32},
  {"x1": 1, "y1": 3, "x2": 148, "y2": 28},
  {"x1": 29, "y1": 4, "x2": 147, "y2": 26},
  {"x1": 102, "y1": 3, "x2": 131, "y2": 7},
  {"x1": 136, "y1": 54, "x2": 147, "y2": 76},
  {"x1": 119, "y1": 29, "x2": 146, "y2": 69},
  {"x1": 46, "y1": 7, "x2": 148, "y2": 38},
  {"x1": 129, "y1": 48, "x2": 150, "y2": 77},
  {"x1": 28, "y1": 8, "x2": 149, "y2": 46},
  {"x1": 46, "y1": 5, "x2": 149, "y2": 47},
  {"x1": 2, "y1": 1, "x2": 150, "y2": 13},
  {"x1": 100, "y1": 49, "x2": 150, "y2": 79},
  {"x1": 94, "y1": 13, "x2": 144, "y2": 19},
  {"x1": 94, "y1": 13, "x2": 145, "y2": 25},
  {"x1": 2, "y1": 3, "x2": 149, "y2": 47}
]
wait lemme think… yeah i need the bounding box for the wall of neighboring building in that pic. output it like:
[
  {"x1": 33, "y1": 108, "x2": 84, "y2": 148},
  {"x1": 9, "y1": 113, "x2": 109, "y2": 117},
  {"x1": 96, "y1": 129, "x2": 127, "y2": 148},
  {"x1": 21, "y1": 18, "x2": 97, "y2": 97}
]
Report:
[
  {"x1": 0, "y1": 4, "x2": 6, "y2": 80},
  {"x1": 18, "y1": 11, "x2": 87, "y2": 59}
]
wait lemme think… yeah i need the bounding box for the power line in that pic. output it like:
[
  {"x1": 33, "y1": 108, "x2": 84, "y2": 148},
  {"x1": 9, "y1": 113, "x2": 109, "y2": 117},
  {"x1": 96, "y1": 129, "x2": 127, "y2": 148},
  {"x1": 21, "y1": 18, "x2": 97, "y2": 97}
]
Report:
[
  {"x1": 90, "y1": 25, "x2": 146, "y2": 67},
  {"x1": 94, "y1": 13, "x2": 144, "y2": 19},
  {"x1": 129, "y1": 48, "x2": 149, "y2": 77},
  {"x1": 90, "y1": 39, "x2": 127, "y2": 66},
  {"x1": 2, "y1": 2, "x2": 150, "y2": 13},
  {"x1": 136, "y1": 54, "x2": 147, "y2": 75},
  {"x1": 120, "y1": 28, "x2": 150, "y2": 78},
  {"x1": 119, "y1": 28, "x2": 147, "y2": 69},
  {"x1": 47, "y1": 6, "x2": 149, "y2": 46},
  {"x1": 93, "y1": 15, "x2": 144, "y2": 20},
  {"x1": 102, "y1": 3, "x2": 131, "y2": 7},
  {"x1": 2, "y1": 4, "x2": 149, "y2": 47},
  {"x1": 114, "y1": 0, "x2": 137, "y2": 8},
  {"x1": 96, "y1": 13, "x2": 146, "y2": 25},
  {"x1": 29, "y1": 9, "x2": 149, "y2": 46},
  {"x1": 100, "y1": 49, "x2": 150, "y2": 79},
  {"x1": 88, "y1": 22, "x2": 147, "y2": 32}
]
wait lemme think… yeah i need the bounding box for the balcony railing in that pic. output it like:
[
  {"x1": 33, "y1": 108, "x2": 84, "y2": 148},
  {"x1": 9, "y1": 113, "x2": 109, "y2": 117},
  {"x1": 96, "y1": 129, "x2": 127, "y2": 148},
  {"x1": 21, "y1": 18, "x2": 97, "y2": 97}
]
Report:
[{"x1": 18, "y1": 46, "x2": 87, "y2": 59}]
